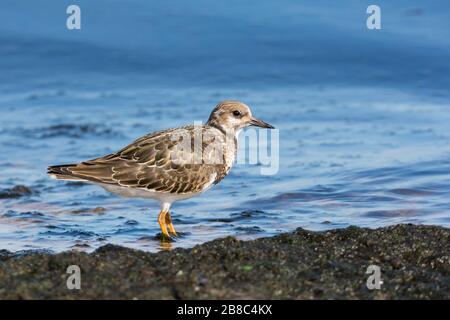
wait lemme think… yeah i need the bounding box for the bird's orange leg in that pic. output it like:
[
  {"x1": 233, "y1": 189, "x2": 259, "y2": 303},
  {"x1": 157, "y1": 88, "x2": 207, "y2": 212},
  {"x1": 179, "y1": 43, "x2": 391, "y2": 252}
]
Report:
[
  {"x1": 157, "y1": 210, "x2": 170, "y2": 240},
  {"x1": 165, "y1": 211, "x2": 178, "y2": 236}
]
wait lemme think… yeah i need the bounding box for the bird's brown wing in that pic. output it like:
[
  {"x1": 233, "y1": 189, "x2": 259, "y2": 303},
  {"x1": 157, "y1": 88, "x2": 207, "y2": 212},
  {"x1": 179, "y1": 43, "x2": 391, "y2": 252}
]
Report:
[{"x1": 48, "y1": 126, "x2": 230, "y2": 194}]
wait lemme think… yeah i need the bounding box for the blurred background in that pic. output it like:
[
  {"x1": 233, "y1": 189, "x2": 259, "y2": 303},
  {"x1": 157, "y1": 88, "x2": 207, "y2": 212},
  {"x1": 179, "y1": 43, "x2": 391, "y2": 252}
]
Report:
[{"x1": 1, "y1": 0, "x2": 449, "y2": 252}]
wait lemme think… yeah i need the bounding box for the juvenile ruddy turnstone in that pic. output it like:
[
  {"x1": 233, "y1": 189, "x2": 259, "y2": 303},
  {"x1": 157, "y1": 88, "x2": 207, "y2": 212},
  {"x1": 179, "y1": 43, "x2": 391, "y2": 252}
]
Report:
[{"x1": 48, "y1": 100, "x2": 274, "y2": 240}]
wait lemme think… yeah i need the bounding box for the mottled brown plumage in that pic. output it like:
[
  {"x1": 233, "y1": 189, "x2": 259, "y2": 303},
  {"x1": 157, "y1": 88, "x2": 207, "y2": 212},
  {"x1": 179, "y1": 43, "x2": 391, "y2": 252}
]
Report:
[
  {"x1": 48, "y1": 100, "x2": 274, "y2": 240},
  {"x1": 48, "y1": 125, "x2": 232, "y2": 194}
]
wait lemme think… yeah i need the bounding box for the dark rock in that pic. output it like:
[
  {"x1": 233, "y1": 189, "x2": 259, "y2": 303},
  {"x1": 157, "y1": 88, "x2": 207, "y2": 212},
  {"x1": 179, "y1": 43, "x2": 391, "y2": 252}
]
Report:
[
  {"x1": 0, "y1": 250, "x2": 13, "y2": 261},
  {"x1": 0, "y1": 224, "x2": 448, "y2": 299},
  {"x1": 0, "y1": 185, "x2": 33, "y2": 199}
]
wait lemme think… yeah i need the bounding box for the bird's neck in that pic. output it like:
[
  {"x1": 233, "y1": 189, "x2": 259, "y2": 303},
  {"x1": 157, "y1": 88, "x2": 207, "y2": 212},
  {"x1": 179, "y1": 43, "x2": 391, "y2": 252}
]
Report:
[
  {"x1": 207, "y1": 120, "x2": 239, "y2": 141},
  {"x1": 206, "y1": 120, "x2": 239, "y2": 164}
]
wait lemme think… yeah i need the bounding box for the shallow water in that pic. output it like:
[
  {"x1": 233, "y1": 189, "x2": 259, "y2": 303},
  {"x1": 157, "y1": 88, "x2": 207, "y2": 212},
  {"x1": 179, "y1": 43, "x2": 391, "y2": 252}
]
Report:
[{"x1": 1, "y1": 1, "x2": 449, "y2": 252}]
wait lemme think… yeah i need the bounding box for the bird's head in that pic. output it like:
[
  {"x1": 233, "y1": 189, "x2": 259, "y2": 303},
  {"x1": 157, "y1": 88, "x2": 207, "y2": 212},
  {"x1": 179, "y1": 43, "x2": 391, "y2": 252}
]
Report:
[{"x1": 207, "y1": 100, "x2": 274, "y2": 135}]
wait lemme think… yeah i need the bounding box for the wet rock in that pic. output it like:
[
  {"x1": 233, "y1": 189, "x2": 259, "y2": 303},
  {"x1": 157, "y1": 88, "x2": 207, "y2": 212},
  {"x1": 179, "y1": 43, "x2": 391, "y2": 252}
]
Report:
[
  {"x1": 0, "y1": 250, "x2": 13, "y2": 261},
  {"x1": 0, "y1": 185, "x2": 33, "y2": 199},
  {"x1": 0, "y1": 224, "x2": 448, "y2": 299}
]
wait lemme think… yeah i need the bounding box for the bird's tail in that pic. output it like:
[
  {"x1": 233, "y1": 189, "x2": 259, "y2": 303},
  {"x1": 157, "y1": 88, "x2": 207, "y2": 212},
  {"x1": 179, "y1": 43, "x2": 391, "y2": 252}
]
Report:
[{"x1": 47, "y1": 164, "x2": 81, "y2": 181}]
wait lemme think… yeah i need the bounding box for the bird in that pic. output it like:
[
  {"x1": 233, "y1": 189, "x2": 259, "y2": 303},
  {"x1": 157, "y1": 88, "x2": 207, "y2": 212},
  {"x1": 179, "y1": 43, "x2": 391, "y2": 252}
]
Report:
[{"x1": 47, "y1": 100, "x2": 274, "y2": 240}]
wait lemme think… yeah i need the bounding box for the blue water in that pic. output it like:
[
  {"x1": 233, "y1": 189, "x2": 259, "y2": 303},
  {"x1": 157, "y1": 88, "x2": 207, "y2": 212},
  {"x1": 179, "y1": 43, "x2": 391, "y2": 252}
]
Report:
[{"x1": 1, "y1": 0, "x2": 449, "y2": 252}]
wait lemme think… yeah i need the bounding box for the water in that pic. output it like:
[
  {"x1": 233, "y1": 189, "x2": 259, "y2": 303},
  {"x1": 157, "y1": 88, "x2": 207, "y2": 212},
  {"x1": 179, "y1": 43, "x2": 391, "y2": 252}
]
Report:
[{"x1": 1, "y1": 0, "x2": 449, "y2": 252}]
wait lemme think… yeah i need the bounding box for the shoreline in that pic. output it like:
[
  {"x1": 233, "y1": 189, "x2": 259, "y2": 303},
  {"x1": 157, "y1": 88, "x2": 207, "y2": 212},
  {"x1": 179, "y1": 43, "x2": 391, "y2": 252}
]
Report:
[{"x1": 0, "y1": 223, "x2": 449, "y2": 299}]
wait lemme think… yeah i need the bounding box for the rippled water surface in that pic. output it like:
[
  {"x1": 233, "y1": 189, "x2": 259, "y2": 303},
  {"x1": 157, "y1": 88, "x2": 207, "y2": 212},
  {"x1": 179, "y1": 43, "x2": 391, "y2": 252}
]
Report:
[{"x1": 1, "y1": 0, "x2": 449, "y2": 252}]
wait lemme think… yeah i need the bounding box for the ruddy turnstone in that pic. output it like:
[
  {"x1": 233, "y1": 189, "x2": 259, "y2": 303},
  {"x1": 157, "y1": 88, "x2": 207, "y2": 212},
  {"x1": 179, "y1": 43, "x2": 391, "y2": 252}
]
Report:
[{"x1": 48, "y1": 100, "x2": 274, "y2": 240}]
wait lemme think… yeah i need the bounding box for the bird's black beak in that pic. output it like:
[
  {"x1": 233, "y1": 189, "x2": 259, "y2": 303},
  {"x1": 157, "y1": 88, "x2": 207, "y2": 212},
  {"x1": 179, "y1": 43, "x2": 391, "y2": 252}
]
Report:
[{"x1": 249, "y1": 117, "x2": 275, "y2": 129}]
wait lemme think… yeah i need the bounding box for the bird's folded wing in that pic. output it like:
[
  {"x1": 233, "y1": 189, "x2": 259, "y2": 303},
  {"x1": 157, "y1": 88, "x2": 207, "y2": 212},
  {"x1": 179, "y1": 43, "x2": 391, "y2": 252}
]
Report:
[{"x1": 63, "y1": 126, "x2": 226, "y2": 194}]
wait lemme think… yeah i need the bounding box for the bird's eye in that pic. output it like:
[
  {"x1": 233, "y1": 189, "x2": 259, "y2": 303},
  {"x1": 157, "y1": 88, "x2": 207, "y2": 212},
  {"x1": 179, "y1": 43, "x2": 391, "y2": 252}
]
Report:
[{"x1": 232, "y1": 110, "x2": 241, "y2": 117}]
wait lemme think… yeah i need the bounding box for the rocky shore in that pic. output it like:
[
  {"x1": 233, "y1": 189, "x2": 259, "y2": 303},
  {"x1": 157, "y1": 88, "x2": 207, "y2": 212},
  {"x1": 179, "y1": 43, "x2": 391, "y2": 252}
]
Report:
[{"x1": 0, "y1": 224, "x2": 448, "y2": 299}]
